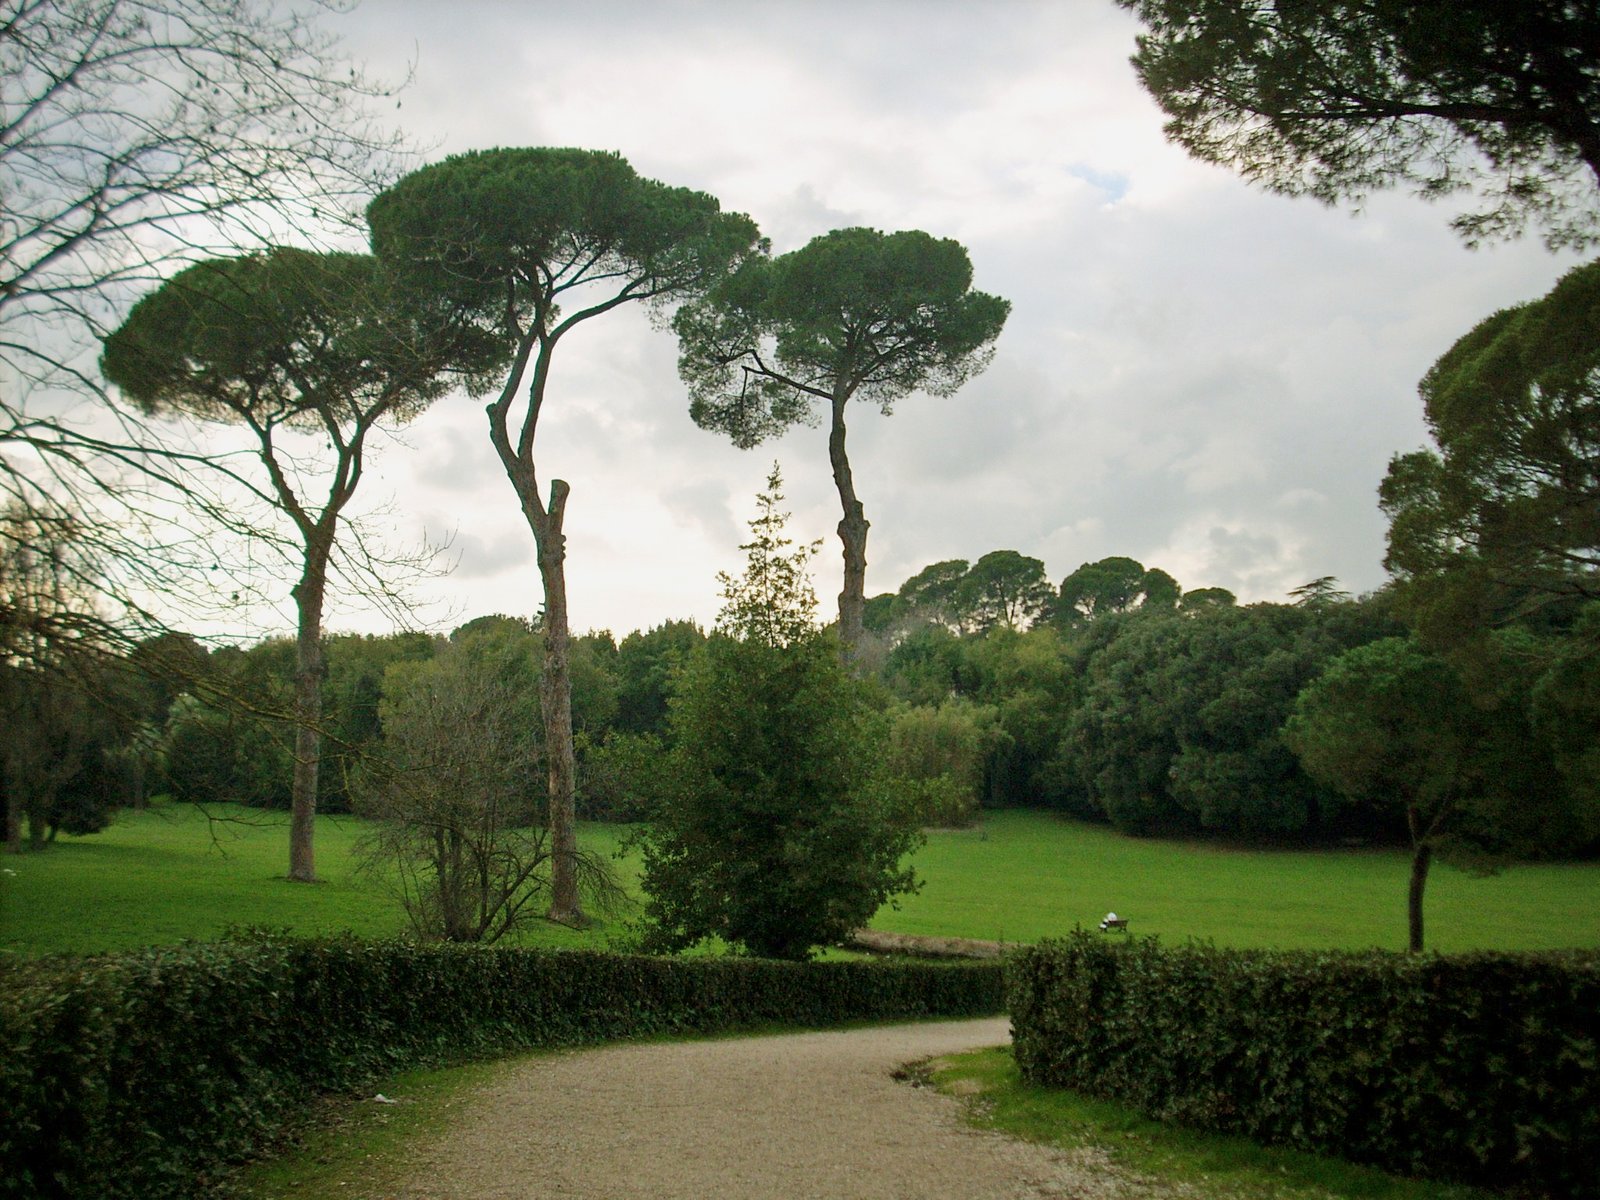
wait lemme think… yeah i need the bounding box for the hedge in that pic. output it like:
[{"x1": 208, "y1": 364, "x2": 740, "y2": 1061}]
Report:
[
  {"x1": 1008, "y1": 931, "x2": 1599, "y2": 1196},
  {"x1": 0, "y1": 937, "x2": 1005, "y2": 1200}
]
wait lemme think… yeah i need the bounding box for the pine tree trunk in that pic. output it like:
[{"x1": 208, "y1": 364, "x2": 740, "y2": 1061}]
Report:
[
  {"x1": 287, "y1": 559, "x2": 328, "y2": 883},
  {"x1": 532, "y1": 485, "x2": 583, "y2": 925},
  {"x1": 828, "y1": 392, "x2": 869, "y2": 660}
]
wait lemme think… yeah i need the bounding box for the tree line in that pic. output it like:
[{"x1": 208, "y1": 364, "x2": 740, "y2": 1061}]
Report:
[{"x1": 20, "y1": 542, "x2": 1593, "y2": 842}]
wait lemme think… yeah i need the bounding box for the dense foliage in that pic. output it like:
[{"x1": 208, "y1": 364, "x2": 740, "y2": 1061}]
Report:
[
  {"x1": 0, "y1": 938, "x2": 1003, "y2": 1200},
  {"x1": 31, "y1": 544, "x2": 1595, "y2": 870},
  {"x1": 1381, "y1": 257, "x2": 1600, "y2": 644},
  {"x1": 1008, "y1": 931, "x2": 1600, "y2": 1196},
  {"x1": 1056, "y1": 601, "x2": 1403, "y2": 836}
]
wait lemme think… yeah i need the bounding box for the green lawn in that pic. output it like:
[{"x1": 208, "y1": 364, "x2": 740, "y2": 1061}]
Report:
[
  {"x1": 878, "y1": 810, "x2": 1600, "y2": 954},
  {"x1": 1, "y1": 803, "x2": 1595, "y2": 957},
  {"x1": 0, "y1": 802, "x2": 639, "y2": 957}
]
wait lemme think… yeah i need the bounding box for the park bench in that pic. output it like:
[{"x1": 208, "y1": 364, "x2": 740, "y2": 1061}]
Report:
[{"x1": 1098, "y1": 914, "x2": 1128, "y2": 932}]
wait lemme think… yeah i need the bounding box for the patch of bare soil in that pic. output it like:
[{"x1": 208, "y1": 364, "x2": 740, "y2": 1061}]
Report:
[{"x1": 384, "y1": 1017, "x2": 1195, "y2": 1199}]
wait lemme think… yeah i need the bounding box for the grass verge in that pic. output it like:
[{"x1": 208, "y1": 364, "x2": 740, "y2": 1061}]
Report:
[
  {"x1": 922, "y1": 1047, "x2": 1491, "y2": 1200},
  {"x1": 223, "y1": 1056, "x2": 511, "y2": 1200}
]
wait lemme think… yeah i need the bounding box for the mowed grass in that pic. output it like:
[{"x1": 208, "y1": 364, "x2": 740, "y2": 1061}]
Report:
[
  {"x1": 0, "y1": 802, "x2": 639, "y2": 957},
  {"x1": 876, "y1": 810, "x2": 1600, "y2": 954},
  {"x1": 1, "y1": 803, "x2": 1595, "y2": 957}
]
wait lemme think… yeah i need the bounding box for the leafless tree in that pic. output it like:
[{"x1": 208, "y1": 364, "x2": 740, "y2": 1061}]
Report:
[
  {"x1": 1, "y1": 0, "x2": 412, "y2": 646},
  {"x1": 354, "y1": 626, "x2": 623, "y2": 942}
]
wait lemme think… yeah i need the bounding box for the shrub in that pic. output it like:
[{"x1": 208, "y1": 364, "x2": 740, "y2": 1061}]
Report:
[
  {"x1": 1008, "y1": 931, "x2": 1600, "y2": 1196},
  {"x1": 0, "y1": 938, "x2": 1004, "y2": 1199}
]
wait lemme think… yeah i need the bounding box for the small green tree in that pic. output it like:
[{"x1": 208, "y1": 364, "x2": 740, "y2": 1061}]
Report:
[
  {"x1": 635, "y1": 467, "x2": 920, "y2": 960},
  {"x1": 1284, "y1": 635, "x2": 1572, "y2": 953}
]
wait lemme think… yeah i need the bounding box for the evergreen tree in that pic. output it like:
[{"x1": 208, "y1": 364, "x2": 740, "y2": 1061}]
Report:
[{"x1": 636, "y1": 467, "x2": 920, "y2": 959}]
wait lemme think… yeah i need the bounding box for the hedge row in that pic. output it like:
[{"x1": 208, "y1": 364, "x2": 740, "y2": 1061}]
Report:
[
  {"x1": 1, "y1": 937, "x2": 1005, "y2": 1200},
  {"x1": 1008, "y1": 932, "x2": 1599, "y2": 1196}
]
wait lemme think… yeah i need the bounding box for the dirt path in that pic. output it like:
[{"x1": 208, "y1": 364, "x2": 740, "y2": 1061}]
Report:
[{"x1": 389, "y1": 1017, "x2": 1181, "y2": 1199}]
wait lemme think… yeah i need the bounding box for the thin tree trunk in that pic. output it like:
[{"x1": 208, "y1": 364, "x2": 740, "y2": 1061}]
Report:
[
  {"x1": 531, "y1": 485, "x2": 583, "y2": 924},
  {"x1": 4, "y1": 788, "x2": 21, "y2": 853},
  {"x1": 287, "y1": 556, "x2": 328, "y2": 883},
  {"x1": 827, "y1": 391, "x2": 869, "y2": 659},
  {"x1": 1407, "y1": 841, "x2": 1432, "y2": 954}
]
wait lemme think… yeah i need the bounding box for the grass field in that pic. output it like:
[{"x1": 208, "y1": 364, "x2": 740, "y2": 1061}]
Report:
[
  {"x1": 0, "y1": 802, "x2": 639, "y2": 957},
  {"x1": 1, "y1": 802, "x2": 1595, "y2": 957},
  {"x1": 879, "y1": 812, "x2": 1600, "y2": 954}
]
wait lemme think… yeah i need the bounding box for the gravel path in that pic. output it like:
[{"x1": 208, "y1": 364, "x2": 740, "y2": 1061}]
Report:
[{"x1": 389, "y1": 1017, "x2": 1184, "y2": 1199}]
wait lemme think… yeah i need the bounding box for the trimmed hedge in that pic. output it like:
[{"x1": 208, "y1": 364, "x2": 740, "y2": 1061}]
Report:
[
  {"x1": 1, "y1": 938, "x2": 1005, "y2": 1200},
  {"x1": 1008, "y1": 932, "x2": 1599, "y2": 1196}
]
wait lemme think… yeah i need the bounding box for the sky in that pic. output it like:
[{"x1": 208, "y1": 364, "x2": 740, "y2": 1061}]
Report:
[{"x1": 271, "y1": 0, "x2": 1587, "y2": 642}]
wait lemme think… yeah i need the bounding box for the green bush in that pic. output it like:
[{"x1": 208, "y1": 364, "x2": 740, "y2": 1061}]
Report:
[
  {"x1": 1008, "y1": 931, "x2": 1599, "y2": 1196},
  {"x1": 0, "y1": 938, "x2": 1004, "y2": 1200}
]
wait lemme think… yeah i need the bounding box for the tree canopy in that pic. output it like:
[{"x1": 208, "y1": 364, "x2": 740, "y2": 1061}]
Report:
[
  {"x1": 957, "y1": 550, "x2": 1054, "y2": 632},
  {"x1": 1055, "y1": 556, "x2": 1181, "y2": 626},
  {"x1": 1380, "y1": 257, "x2": 1600, "y2": 644},
  {"x1": 1119, "y1": 0, "x2": 1600, "y2": 249}
]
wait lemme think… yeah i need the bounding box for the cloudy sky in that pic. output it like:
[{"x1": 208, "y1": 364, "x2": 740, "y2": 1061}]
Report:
[{"x1": 291, "y1": 0, "x2": 1583, "y2": 640}]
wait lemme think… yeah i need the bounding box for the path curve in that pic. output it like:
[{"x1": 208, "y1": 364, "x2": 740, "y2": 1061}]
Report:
[{"x1": 390, "y1": 1017, "x2": 1167, "y2": 1199}]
